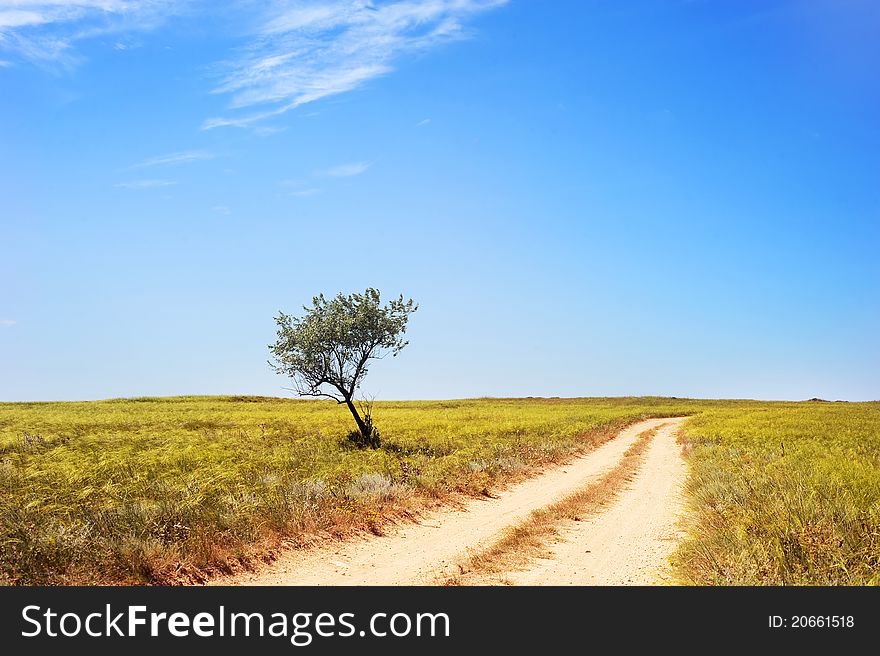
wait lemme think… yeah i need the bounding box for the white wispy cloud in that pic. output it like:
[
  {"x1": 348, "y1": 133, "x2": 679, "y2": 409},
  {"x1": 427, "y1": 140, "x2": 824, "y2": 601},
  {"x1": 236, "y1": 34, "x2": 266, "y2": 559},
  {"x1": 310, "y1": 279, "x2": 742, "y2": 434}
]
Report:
[
  {"x1": 0, "y1": 318, "x2": 16, "y2": 326},
  {"x1": 132, "y1": 149, "x2": 214, "y2": 168},
  {"x1": 212, "y1": 205, "x2": 231, "y2": 214},
  {"x1": 115, "y1": 179, "x2": 179, "y2": 189},
  {"x1": 279, "y1": 179, "x2": 322, "y2": 196},
  {"x1": 416, "y1": 117, "x2": 431, "y2": 126},
  {"x1": 2, "y1": 2, "x2": 508, "y2": 130},
  {"x1": 318, "y1": 160, "x2": 370, "y2": 178},
  {"x1": 0, "y1": 1, "x2": 187, "y2": 66},
  {"x1": 204, "y1": 0, "x2": 508, "y2": 129},
  {"x1": 289, "y1": 187, "x2": 321, "y2": 197},
  {"x1": 254, "y1": 125, "x2": 286, "y2": 137}
]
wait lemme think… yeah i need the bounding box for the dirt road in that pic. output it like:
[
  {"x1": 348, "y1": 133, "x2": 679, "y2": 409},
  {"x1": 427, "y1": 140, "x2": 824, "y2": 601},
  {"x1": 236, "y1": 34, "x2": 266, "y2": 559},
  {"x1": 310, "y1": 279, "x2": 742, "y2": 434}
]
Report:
[
  {"x1": 501, "y1": 417, "x2": 687, "y2": 585},
  {"x1": 215, "y1": 417, "x2": 687, "y2": 586}
]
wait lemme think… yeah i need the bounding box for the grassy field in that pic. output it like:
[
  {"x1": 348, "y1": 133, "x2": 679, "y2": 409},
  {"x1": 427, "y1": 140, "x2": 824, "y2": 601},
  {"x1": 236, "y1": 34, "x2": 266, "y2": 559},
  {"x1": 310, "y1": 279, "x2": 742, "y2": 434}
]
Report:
[
  {"x1": 0, "y1": 396, "x2": 703, "y2": 584},
  {"x1": 1, "y1": 396, "x2": 877, "y2": 585},
  {"x1": 673, "y1": 401, "x2": 880, "y2": 585}
]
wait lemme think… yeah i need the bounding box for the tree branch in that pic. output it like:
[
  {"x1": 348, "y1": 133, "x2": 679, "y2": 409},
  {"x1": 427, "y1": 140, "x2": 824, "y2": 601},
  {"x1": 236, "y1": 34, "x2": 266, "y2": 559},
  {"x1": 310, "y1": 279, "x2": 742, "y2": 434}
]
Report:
[
  {"x1": 348, "y1": 339, "x2": 379, "y2": 398},
  {"x1": 283, "y1": 386, "x2": 345, "y2": 403}
]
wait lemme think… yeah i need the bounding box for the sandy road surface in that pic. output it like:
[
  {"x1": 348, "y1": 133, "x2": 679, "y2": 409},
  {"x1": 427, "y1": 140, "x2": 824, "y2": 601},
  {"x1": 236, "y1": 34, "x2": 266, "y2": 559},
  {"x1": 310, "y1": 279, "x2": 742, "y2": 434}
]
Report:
[
  {"x1": 505, "y1": 417, "x2": 688, "y2": 585},
  {"x1": 213, "y1": 417, "x2": 686, "y2": 586}
]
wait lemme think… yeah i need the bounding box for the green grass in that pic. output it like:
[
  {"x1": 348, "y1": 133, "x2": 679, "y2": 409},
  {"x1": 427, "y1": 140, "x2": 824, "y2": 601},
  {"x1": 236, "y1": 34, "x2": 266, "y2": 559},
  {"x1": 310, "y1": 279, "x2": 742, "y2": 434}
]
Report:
[
  {"x1": 1, "y1": 395, "x2": 877, "y2": 585},
  {"x1": 673, "y1": 401, "x2": 880, "y2": 585}
]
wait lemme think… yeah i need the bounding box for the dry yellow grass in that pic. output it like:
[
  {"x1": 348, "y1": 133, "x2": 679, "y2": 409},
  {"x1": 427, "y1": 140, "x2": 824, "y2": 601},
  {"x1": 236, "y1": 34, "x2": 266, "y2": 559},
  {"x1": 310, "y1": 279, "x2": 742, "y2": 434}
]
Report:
[
  {"x1": 3, "y1": 396, "x2": 877, "y2": 586},
  {"x1": 672, "y1": 402, "x2": 880, "y2": 585}
]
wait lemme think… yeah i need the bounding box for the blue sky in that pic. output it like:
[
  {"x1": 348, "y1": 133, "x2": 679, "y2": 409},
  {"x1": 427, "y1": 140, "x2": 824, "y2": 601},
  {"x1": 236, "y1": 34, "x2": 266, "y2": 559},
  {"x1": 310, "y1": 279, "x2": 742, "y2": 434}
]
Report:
[{"x1": 1, "y1": 0, "x2": 878, "y2": 402}]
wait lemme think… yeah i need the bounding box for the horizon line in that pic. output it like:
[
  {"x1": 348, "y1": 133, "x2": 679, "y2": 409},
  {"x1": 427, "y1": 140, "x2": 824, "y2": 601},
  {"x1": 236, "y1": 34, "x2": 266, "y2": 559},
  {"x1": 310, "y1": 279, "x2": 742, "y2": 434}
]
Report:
[{"x1": 1, "y1": 394, "x2": 875, "y2": 404}]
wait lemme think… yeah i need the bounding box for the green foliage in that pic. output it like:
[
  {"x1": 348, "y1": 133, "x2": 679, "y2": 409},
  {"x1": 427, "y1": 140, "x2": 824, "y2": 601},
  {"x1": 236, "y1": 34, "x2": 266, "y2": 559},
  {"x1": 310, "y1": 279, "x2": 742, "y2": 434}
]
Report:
[
  {"x1": 269, "y1": 289, "x2": 416, "y2": 399},
  {"x1": 269, "y1": 288, "x2": 417, "y2": 445}
]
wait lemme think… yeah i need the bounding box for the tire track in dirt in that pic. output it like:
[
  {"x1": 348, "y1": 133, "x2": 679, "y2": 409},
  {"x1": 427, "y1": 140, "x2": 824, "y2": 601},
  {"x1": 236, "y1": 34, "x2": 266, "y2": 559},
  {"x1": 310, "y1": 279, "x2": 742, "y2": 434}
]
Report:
[{"x1": 500, "y1": 418, "x2": 688, "y2": 585}]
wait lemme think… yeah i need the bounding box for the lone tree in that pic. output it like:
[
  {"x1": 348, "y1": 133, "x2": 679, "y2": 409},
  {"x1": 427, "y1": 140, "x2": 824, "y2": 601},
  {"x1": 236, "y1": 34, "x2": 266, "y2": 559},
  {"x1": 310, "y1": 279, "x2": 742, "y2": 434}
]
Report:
[{"x1": 269, "y1": 288, "x2": 417, "y2": 448}]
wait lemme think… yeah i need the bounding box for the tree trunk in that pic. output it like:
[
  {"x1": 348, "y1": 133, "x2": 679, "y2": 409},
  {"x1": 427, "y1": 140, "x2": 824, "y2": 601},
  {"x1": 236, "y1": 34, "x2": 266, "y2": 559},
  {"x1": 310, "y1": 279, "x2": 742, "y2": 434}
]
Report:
[{"x1": 344, "y1": 398, "x2": 370, "y2": 437}]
